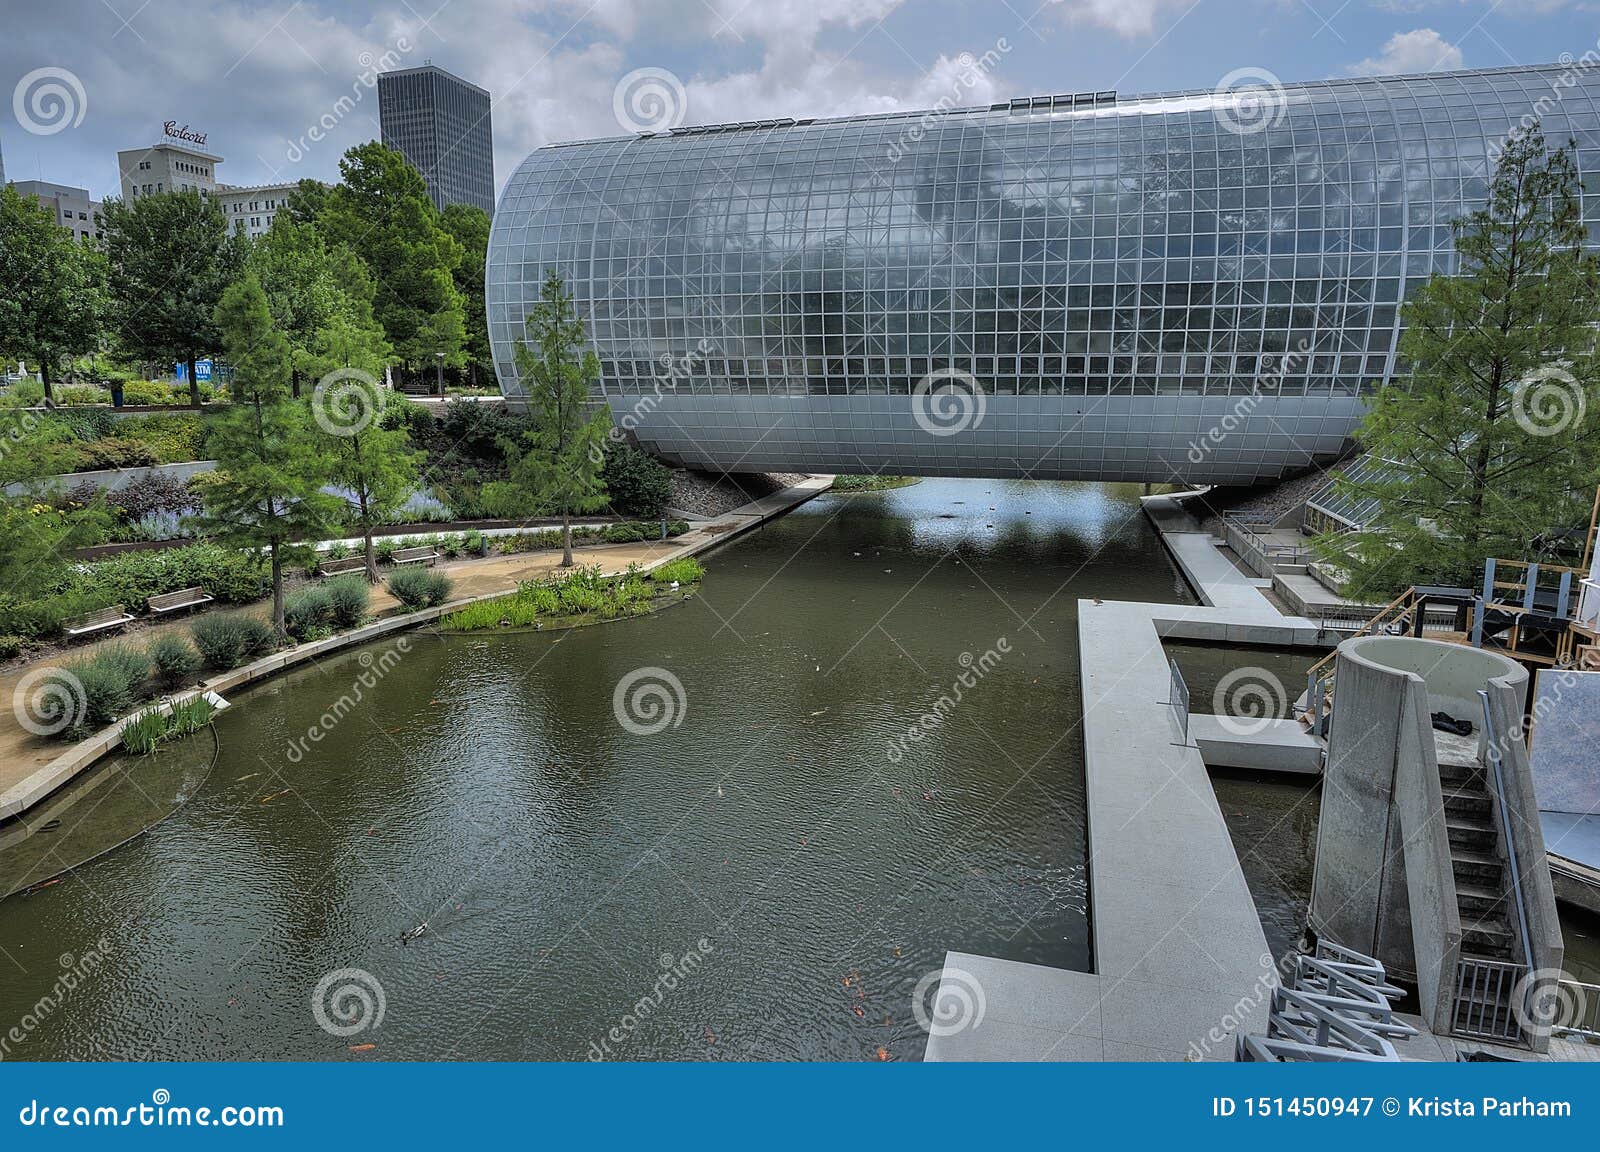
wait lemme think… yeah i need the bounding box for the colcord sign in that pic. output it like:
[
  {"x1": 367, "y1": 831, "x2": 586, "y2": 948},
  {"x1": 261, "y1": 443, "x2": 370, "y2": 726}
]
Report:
[{"x1": 162, "y1": 120, "x2": 207, "y2": 145}]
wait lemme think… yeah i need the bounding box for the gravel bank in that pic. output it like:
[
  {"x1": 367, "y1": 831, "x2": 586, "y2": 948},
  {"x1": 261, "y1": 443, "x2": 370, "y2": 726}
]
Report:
[
  {"x1": 667, "y1": 470, "x2": 811, "y2": 518},
  {"x1": 1191, "y1": 456, "x2": 1357, "y2": 537}
]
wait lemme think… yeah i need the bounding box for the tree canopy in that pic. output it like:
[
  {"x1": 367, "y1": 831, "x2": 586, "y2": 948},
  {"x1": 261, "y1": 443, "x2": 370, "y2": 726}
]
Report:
[{"x1": 1318, "y1": 126, "x2": 1600, "y2": 597}]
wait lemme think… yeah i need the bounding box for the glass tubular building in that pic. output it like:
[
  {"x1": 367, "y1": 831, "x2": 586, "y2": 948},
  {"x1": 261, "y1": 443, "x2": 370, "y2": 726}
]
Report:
[{"x1": 486, "y1": 64, "x2": 1600, "y2": 484}]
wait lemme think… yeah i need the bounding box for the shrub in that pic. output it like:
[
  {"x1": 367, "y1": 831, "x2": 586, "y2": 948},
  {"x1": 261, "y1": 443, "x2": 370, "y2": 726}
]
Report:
[
  {"x1": 72, "y1": 541, "x2": 268, "y2": 610},
  {"x1": 463, "y1": 530, "x2": 484, "y2": 554},
  {"x1": 75, "y1": 438, "x2": 158, "y2": 470},
  {"x1": 62, "y1": 644, "x2": 151, "y2": 735},
  {"x1": 148, "y1": 632, "x2": 201, "y2": 688},
  {"x1": 191, "y1": 613, "x2": 275, "y2": 669},
  {"x1": 325, "y1": 576, "x2": 370, "y2": 628},
  {"x1": 375, "y1": 538, "x2": 399, "y2": 564},
  {"x1": 650, "y1": 557, "x2": 705, "y2": 584},
  {"x1": 283, "y1": 585, "x2": 334, "y2": 641},
  {"x1": 324, "y1": 541, "x2": 351, "y2": 561},
  {"x1": 601, "y1": 442, "x2": 673, "y2": 518},
  {"x1": 107, "y1": 471, "x2": 198, "y2": 521},
  {"x1": 602, "y1": 522, "x2": 647, "y2": 544},
  {"x1": 0, "y1": 634, "x2": 24, "y2": 660},
  {"x1": 387, "y1": 567, "x2": 453, "y2": 610}
]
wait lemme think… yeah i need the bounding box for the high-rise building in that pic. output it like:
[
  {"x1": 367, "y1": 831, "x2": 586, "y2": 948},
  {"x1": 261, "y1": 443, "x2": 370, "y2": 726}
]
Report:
[
  {"x1": 378, "y1": 64, "x2": 495, "y2": 215},
  {"x1": 487, "y1": 63, "x2": 1600, "y2": 486}
]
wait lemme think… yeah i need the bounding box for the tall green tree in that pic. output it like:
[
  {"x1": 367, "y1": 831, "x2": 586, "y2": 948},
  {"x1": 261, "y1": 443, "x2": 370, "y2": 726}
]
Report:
[
  {"x1": 1318, "y1": 127, "x2": 1600, "y2": 598},
  {"x1": 0, "y1": 185, "x2": 105, "y2": 401},
  {"x1": 506, "y1": 271, "x2": 611, "y2": 566},
  {"x1": 315, "y1": 142, "x2": 466, "y2": 380},
  {"x1": 308, "y1": 266, "x2": 412, "y2": 583},
  {"x1": 441, "y1": 203, "x2": 492, "y2": 386},
  {"x1": 247, "y1": 216, "x2": 344, "y2": 397},
  {"x1": 196, "y1": 274, "x2": 339, "y2": 636},
  {"x1": 100, "y1": 189, "x2": 242, "y2": 405}
]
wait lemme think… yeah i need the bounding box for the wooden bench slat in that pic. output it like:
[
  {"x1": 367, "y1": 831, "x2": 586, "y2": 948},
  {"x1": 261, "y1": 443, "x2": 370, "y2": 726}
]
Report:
[
  {"x1": 65, "y1": 605, "x2": 133, "y2": 637},
  {"x1": 148, "y1": 587, "x2": 213, "y2": 613},
  {"x1": 391, "y1": 547, "x2": 438, "y2": 566},
  {"x1": 318, "y1": 555, "x2": 367, "y2": 575}
]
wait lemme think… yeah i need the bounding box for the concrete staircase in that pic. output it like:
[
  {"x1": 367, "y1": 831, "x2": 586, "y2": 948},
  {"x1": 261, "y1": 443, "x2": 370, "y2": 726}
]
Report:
[{"x1": 1440, "y1": 755, "x2": 1528, "y2": 1044}]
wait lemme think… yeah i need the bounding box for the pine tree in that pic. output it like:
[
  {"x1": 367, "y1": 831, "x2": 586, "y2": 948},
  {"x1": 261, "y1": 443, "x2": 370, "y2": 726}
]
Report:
[
  {"x1": 506, "y1": 272, "x2": 611, "y2": 566},
  {"x1": 309, "y1": 288, "x2": 418, "y2": 583},
  {"x1": 1318, "y1": 127, "x2": 1600, "y2": 598},
  {"x1": 196, "y1": 274, "x2": 339, "y2": 636}
]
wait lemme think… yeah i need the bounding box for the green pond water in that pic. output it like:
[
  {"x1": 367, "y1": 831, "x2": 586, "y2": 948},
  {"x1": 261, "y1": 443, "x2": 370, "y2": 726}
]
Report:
[{"x1": 3, "y1": 479, "x2": 1593, "y2": 1060}]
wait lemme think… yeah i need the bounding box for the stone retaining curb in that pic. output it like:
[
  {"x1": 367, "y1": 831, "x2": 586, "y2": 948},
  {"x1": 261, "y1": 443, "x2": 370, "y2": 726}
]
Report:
[{"x1": 0, "y1": 478, "x2": 833, "y2": 823}]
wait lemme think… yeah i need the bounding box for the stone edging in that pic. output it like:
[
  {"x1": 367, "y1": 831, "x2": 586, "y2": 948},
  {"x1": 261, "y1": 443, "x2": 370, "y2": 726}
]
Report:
[{"x1": 0, "y1": 478, "x2": 833, "y2": 822}]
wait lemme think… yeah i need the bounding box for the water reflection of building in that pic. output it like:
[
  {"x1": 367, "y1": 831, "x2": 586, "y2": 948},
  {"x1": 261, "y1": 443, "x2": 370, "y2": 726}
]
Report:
[{"x1": 488, "y1": 64, "x2": 1600, "y2": 484}]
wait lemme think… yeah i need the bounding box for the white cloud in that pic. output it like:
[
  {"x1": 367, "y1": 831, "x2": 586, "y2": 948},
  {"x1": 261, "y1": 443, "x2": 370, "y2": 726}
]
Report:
[
  {"x1": 1350, "y1": 28, "x2": 1465, "y2": 75},
  {"x1": 1049, "y1": 0, "x2": 1193, "y2": 38}
]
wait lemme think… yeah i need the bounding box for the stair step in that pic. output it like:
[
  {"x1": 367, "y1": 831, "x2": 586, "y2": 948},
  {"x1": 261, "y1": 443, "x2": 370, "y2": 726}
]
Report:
[
  {"x1": 1448, "y1": 817, "x2": 1498, "y2": 852},
  {"x1": 1438, "y1": 760, "x2": 1485, "y2": 785},
  {"x1": 1443, "y1": 791, "x2": 1493, "y2": 819},
  {"x1": 1452, "y1": 851, "x2": 1504, "y2": 887}
]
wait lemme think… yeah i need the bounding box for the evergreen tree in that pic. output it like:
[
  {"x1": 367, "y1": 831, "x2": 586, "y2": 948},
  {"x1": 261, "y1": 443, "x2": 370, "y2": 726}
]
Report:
[
  {"x1": 308, "y1": 271, "x2": 414, "y2": 583},
  {"x1": 506, "y1": 271, "x2": 611, "y2": 566},
  {"x1": 100, "y1": 189, "x2": 242, "y2": 405},
  {"x1": 0, "y1": 185, "x2": 105, "y2": 401},
  {"x1": 248, "y1": 216, "x2": 344, "y2": 397},
  {"x1": 1318, "y1": 127, "x2": 1600, "y2": 598},
  {"x1": 196, "y1": 274, "x2": 339, "y2": 636}
]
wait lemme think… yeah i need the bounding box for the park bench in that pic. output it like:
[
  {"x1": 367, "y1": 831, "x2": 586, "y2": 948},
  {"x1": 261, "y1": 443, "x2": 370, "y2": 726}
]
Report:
[
  {"x1": 147, "y1": 587, "x2": 214, "y2": 615},
  {"x1": 64, "y1": 604, "x2": 133, "y2": 639},
  {"x1": 319, "y1": 555, "x2": 367, "y2": 576},
  {"x1": 391, "y1": 546, "x2": 438, "y2": 567}
]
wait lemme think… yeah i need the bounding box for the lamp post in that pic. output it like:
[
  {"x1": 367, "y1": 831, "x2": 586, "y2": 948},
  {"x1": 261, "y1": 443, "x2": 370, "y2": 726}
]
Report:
[{"x1": 434, "y1": 352, "x2": 445, "y2": 398}]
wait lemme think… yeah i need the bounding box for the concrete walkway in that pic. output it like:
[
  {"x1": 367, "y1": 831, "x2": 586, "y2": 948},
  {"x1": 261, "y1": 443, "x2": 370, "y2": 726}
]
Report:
[
  {"x1": 0, "y1": 478, "x2": 833, "y2": 820},
  {"x1": 928, "y1": 493, "x2": 1326, "y2": 1061}
]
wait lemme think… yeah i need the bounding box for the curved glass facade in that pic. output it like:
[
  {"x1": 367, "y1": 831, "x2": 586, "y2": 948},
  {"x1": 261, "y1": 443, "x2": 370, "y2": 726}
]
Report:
[{"x1": 487, "y1": 64, "x2": 1600, "y2": 483}]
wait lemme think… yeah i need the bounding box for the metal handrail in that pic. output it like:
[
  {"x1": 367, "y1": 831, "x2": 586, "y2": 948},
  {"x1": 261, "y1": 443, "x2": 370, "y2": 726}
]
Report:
[
  {"x1": 1307, "y1": 586, "x2": 1417, "y2": 682},
  {"x1": 1553, "y1": 979, "x2": 1600, "y2": 1041},
  {"x1": 1477, "y1": 690, "x2": 1535, "y2": 981}
]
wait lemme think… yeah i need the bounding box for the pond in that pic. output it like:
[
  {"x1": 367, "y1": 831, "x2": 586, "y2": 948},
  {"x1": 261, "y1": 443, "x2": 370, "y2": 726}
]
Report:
[{"x1": 0, "y1": 478, "x2": 1195, "y2": 1060}]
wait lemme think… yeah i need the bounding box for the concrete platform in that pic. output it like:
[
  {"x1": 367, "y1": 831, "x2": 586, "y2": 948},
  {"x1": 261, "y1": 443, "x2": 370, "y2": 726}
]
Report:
[
  {"x1": 925, "y1": 494, "x2": 1333, "y2": 1061},
  {"x1": 1188, "y1": 715, "x2": 1323, "y2": 775}
]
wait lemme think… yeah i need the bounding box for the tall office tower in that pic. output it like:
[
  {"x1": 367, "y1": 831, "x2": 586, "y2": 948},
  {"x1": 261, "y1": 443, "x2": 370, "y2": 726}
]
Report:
[{"x1": 377, "y1": 64, "x2": 495, "y2": 215}]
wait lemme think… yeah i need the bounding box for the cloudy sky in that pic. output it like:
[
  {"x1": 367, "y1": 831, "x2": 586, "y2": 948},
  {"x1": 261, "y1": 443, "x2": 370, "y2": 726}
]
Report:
[{"x1": 2, "y1": 0, "x2": 1598, "y2": 200}]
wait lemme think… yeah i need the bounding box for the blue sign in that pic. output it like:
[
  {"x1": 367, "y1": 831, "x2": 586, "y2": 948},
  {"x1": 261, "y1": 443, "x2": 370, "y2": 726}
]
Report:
[{"x1": 172, "y1": 360, "x2": 213, "y2": 383}]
